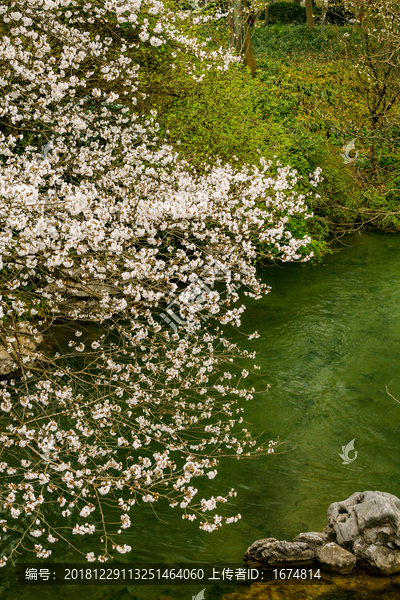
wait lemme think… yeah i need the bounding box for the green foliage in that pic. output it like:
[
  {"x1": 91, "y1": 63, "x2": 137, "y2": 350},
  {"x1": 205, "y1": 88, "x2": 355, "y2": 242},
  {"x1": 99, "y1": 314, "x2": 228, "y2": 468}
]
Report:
[
  {"x1": 326, "y1": 0, "x2": 354, "y2": 25},
  {"x1": 251, "y1": 23, "x2": 400, "y2": 234},
  {"x1": 157, "y1": 17, "x2": 400, "y2": 246},
  {"x1": 152, "y1": 21, "x2": 338, "y2": 259},
  {"x1": 251, "y1": 25, "x2": 358, "y2": 229},
  {"x1": 152, "y1": 17, "x2": 400, "y2": 251},
  {"x1": 252, "y1": 22, "x2": 358, "y2": 62},
  {"x1": 156, "y1": 64, "x2": 268, "y2": 168}
]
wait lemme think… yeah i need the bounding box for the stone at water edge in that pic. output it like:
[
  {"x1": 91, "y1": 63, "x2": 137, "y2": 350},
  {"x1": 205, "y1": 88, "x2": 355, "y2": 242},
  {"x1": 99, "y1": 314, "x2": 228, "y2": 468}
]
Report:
[
  {"x1": 292, "y1": 529, "x2": 334, "y2": 549},
  {"x1": 316, "y1": 542, "x2": 356, "y2": 574},
  {"x1": 0, "y1": 322, "x2": 44, "y2": 377},
  {"x1": 354, "y1": 541, "x2": 400, "y2": 575},
  {"x1": 327, "y1": 490, "x2": 400, "y2": 574},
  {"x1": 244, "y1": 531, "x2": 357, "y2": 575},
  {"x1": 244, "y1": 538, "x2": 314, "y2": 566}
]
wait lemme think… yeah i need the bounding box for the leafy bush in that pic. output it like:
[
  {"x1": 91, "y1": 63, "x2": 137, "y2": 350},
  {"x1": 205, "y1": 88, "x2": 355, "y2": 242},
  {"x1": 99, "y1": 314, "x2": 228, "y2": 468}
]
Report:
[
  {"x1": 326, "y1": 0, "x2": 354, "y2": 24},
  {"x1": 158, "y1": 65, "x2": 272, "y2": 168},
  {"x1": 261, "y1": 2, "x2": 306, "y2": 25},
  {"x1": 251, "y1": 22, "x2": 400, "y2": 234}
]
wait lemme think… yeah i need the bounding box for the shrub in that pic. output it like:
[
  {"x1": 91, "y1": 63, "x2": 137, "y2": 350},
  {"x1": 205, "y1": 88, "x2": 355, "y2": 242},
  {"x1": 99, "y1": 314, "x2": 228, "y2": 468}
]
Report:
[
  {"x1": 251, "y1": 21, "x2": 400, "y2": 234},
  {"x1": 261, "y1": 2, "x2": 306, "y2": 25},
  {"x1": 157, "y1": 64, "x2": 274, "y2": 168},
  {"x1": 325, "y1": 0, "x2": 354, "y2": 25}
]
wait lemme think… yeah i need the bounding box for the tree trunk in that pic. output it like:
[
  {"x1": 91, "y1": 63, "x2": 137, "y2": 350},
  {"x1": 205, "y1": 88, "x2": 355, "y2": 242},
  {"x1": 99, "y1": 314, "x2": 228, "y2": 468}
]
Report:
[
  {"x1": 231, "y1": 0, "x2": 245, "y2": 54},
  {"x1": 230, "y1": 0, "x2": 256, "y2": 73},
  {"x1": 305, "y1": 0, "x2": 315, "y2": 31},
  {"x1": 244, "y1": 19, "x2": 257, "y2": 74},
  {"x1": 265, "y1": 2, "x2": 268, "y2": 25}
]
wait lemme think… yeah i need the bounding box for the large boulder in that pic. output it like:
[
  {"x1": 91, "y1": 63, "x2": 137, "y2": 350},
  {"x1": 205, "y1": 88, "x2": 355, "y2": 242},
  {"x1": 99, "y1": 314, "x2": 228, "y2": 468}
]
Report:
[{"x1": 327, "y1": 490, "x2": 400, "y2": 574}]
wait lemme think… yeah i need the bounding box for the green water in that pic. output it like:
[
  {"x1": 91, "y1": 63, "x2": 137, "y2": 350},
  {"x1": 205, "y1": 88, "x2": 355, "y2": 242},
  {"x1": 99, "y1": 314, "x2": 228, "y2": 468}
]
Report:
[{"x1": 3, "y1": 231, "x2": 400, "y2": 600}]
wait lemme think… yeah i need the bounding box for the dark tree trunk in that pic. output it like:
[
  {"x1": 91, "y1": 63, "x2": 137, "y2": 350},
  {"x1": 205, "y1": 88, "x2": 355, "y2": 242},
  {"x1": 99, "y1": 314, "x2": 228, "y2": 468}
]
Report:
[{"x1": 306, "y1": 0, "x2": 315, "y2": 31}]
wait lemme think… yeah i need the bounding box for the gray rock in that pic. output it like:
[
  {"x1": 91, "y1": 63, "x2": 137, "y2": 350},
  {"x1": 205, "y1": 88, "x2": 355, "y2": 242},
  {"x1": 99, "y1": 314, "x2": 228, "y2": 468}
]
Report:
[
  {"x1": 244, "y1": 537, "x2": 278, "y2": 563},
  {"x1": 245, "y1": 491, "x2": 400, "y2": 576},
  {"x1": 245, "y1": 538, "x2": 315, "y2": 566},
  {"x1": 0, "y1": 323, "x2": 44, "y2": 377},
  {"x1": 327, "y1": 491, "x2": 400, "y2": 548},
  {"x1": 292, "y1": 529, "x2": 332, "y2": 549},
  {"x1": 353, "y1": 539, "x2": 400, "y2": 575},
  {"x1": 43, "y1": 274, "x2": 140, "y2": 319},
  {"x1": 0, "y1": 346, "x2": 18, "y2": 376},
  {"x1": 327, "y1": 490, "x2": 400, "y2": 573},
  {"x1": 44, "y1": 279, "x2": 117, "y2": 298},
  {"x1": 317, "y1": 542, "x2": 356, "y2": 574}
]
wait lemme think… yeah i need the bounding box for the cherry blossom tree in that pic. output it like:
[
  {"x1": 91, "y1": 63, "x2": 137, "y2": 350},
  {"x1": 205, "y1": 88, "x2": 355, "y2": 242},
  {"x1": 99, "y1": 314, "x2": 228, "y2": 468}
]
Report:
[{"x1": 0, "y1": 0, "x2": 322, "y2": 564}]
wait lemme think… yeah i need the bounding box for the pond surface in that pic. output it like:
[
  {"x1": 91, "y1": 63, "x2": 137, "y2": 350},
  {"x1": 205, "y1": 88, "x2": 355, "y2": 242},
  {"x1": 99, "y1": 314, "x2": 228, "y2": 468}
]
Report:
[{"x1": 3, "y1": 231, "x2": 400, "y2": 600}]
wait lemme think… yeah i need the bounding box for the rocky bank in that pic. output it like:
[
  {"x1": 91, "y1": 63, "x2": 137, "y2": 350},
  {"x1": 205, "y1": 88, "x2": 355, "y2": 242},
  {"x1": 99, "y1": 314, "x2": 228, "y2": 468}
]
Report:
[{"x1": 245, "y1": 490, "x2": 400, "y2": 575}]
